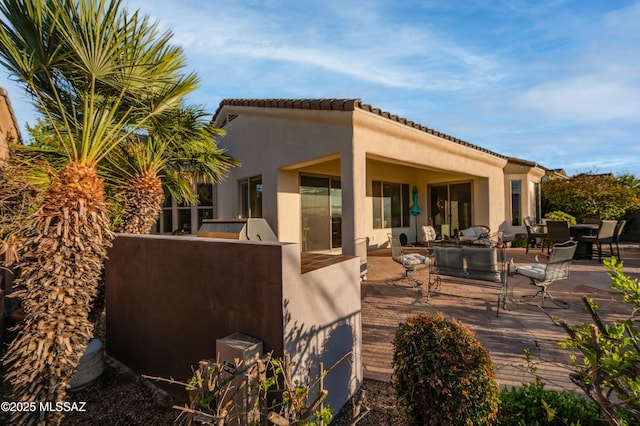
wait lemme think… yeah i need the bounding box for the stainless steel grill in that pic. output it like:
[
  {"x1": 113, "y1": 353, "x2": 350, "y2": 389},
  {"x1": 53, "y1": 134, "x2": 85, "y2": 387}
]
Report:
[{"x1": 197, "y1": 219, "x2": 277, "y2": 242}]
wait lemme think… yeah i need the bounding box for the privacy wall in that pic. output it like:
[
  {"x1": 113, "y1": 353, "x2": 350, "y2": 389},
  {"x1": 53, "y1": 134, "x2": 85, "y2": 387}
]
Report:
[{"x1": 105, "y1": 234, "x2": 362, "y2": 413}]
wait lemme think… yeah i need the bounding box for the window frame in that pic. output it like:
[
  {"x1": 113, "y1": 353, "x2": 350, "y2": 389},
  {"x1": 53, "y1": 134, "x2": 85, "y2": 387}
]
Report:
[
  {"x1": 155, "y1": 182, "x2": 215, "y2": 234},
  {"x1": 510, "y1": 180, "x2": 522, "y2": 226},
  {"x1": 239, "y1": 175, "x2": 263, "y2": 218},
  {"x1": 372, "y1": 180, "x2": 410, "y2": 229}
]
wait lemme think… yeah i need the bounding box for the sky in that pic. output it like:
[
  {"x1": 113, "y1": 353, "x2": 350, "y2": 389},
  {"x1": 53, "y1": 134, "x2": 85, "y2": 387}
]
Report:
[{"x1": 1, "y1": 0, "x2": 639, "y2": 176}]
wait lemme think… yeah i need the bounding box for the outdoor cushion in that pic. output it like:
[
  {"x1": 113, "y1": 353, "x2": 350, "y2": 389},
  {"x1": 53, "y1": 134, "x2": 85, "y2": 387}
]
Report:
[
  {"x1": 461, "y1": 228, "x2": 477, "y2": 237},
  {"x1": 515, "y1": 263, "x2": 546, "y2": 281},
  {"x1": 459, "y1": 226, "x2": 490, "y2": 241},
  {"x1": 398, "y1": 253, "x2": 427, "y2": 267},
  {"x1": 422, "y1": 226, "x2": 438, "y2": 242}
]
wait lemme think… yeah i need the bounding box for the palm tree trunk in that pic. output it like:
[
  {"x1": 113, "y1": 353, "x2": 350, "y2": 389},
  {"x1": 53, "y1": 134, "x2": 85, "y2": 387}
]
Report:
[
  {"x1": 115, "y1": 171, "x2": 164, "y2": 234},
  {"x1": 2, "y1": 162, "x2": 113, "y2": 425}
]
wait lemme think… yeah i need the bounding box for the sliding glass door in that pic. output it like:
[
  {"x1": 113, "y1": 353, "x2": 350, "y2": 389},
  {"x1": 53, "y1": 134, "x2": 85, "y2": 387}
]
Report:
[
  {"x1": 301, "y1": 176, "x2": 342, "y2": 252},
  {"x1": 429, "y1": 183, "x2": 472, "y2": 238}
]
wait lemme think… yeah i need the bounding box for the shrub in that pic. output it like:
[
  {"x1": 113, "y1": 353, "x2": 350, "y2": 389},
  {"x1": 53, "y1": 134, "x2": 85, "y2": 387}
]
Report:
[
  {"x1": 544, "y1": 211, "x2": 577, "y2": 224},
  {"x1": 511, "y1": 235, "x2": 528, "y2": 248},
  {"x1": 558, "y1": 258, "x2": 640, "y2": 425},
  {"x1": 498, "y1": 381, "x2": 605, "y2": 425},
  {"x1": 542, "y1": 173, "x2": 640, "y2": 222},
  {"x1": 392, "y1": 313, "x2": 499, "y2": 425}
]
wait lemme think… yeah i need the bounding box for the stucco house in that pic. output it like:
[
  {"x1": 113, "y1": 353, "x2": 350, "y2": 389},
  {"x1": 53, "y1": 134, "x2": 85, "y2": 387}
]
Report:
[
  {"x1": 157, "y1": 98, "x2": 546, "y2": 261},
  {"x1": 0, "y1": 87, "x2": 22, "y2": 162}
]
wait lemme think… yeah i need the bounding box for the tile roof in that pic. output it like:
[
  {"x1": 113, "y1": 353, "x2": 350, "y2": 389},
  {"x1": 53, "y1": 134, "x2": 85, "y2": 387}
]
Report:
[
  {"x1": 214, "y1": 98, "x2": 507, "y2": 159},
  {"x1": 507, "y1": 156, "x2": 546, "y2": 169}
]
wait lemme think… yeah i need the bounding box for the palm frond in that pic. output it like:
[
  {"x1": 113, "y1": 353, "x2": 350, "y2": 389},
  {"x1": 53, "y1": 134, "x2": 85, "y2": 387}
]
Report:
[{"x1": 0, "y1": 0, "x2": 197, "y2": 166}]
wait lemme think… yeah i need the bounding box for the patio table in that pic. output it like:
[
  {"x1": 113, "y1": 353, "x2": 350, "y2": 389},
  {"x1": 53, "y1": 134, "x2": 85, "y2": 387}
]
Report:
[{"x1": 569, "y1": 224, "x2": 599, "y2": 259}]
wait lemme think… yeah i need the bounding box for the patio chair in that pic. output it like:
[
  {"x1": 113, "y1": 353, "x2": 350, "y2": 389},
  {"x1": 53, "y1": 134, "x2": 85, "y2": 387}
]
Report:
[
  {"x1": 458, "y1": 225, "x2": 490, "y2": 242},
  {"x1": 545, "y1": 220, "x2": 571, "y2": 253},
  {"x1": 523, "y1": 217, "x2": 547, "y2": 254},
  {"x1": 388, "y1": 233, "x2": 427, "y2": 286},
  {"x1": 421, "y1": 225, "x2": 438, "y2": 245},
  {"x1": 613, "y1": 219, "x2": 626, "y2": 260},
  {"x1": 514, "y1": 240, "x2": 577, "y2": 308},
  {"x1": 575, "y1": 220, "x2": 617, "y2": 263},
  {"x1": 421, "y1": 225, "x2": 443, "y2": 252}
]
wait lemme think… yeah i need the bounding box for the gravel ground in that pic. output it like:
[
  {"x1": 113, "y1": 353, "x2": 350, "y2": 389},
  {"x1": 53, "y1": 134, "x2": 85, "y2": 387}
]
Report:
[
  {"x1": 331, "y1": 378, "x2": 405, "y2": 425},
  {"x1": 1, "y1": 312, "x2": 404, "y2": 425},
  {"x1": 1, "y1": 358, "x2": 403, "y2": 425},
  {"x1": 0, "y1": 358, "x2": 177, "y2": 426}
]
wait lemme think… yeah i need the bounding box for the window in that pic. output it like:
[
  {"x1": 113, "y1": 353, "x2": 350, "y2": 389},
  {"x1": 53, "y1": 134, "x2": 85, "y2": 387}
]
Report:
[
  {"x1": 155, "y1": 182, "x2": 215, "y2": 234},
  {"x1": 511, "y1": 180, "x2": 521, "y2": 226},
  {"x1": 160, "y1": 195, "x2": 173, "y2": 233},
  {"x1": 372, "y1": 181, "x2": 410, "y2": 228},
  {"x1": 239, "y1": 175, "x2": 262, "y2": 218},
  {"x1": 197, "y1": 183, "x2": 214, "y2": 226}
]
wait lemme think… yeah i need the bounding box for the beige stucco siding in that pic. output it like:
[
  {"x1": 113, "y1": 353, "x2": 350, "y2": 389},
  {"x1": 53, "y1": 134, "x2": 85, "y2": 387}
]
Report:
[
  {"x1": 215, "y1": 107, "x2": 354, "y2": 243},
  {"x1": 503, "y1": 162, "x2": 546, "y2": 233},
  {"x1": 0, "y1": 88, "x2": 21, "y2": 162},
  {"x1": 212, "y1": 100, "x2": 544, "y2": 256},
  {"x1": 353, "y1": 109, "x2": 507, "y2": 240}
]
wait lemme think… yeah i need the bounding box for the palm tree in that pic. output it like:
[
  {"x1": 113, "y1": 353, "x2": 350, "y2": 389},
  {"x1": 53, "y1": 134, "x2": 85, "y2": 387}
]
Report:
[
  {"x1": 0, "y1": 1, "x2": 196, "y2": 423},
  {"x1": 107, "y1": 104, "x2": 239, "y2": 234}
]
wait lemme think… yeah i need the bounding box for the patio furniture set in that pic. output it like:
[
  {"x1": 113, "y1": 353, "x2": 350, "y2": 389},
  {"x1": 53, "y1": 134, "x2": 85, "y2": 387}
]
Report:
[
  {"x1": 524, "y1": 218, "x2": 626, "y2": 262},
  {"x1": 388, "y1": 224, "x2": 581, "y2": 316}
]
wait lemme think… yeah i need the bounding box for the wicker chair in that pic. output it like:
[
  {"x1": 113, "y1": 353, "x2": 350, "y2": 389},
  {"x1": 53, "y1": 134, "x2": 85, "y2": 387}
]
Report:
[
  {"x1": 523, "y1": 217, "x2": 547, "y2": 254},
  {"x1": 613, "y1": 220, "x2": 627, "y2": 259},
  {"x1": 575, "y1": 220, "x2": 617, "y2": 263}
]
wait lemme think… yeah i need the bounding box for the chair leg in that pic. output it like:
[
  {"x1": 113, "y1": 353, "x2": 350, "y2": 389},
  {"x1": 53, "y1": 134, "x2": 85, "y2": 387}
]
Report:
[
  {"x1": 519, "y1": 287, "x2": 545, "y2": 303},
  {"x1": 404, "y1": 270, "x2": 423, "y2": 286},
  {"x1": 393, "y1": 267, "x2": 422, "y2": 287},
  {"x1": 519, "y1": 282, "x2": 568, "y2": 308},
  {"x1": 597, "y1": 242, "x2": 603, "y2": 263},
  {"x1": 541, "y1": 287, "x2": 569, "y2": 308}
]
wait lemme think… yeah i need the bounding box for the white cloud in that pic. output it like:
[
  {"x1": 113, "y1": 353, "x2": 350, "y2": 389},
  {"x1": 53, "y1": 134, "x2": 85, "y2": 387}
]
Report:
[
  {"x1": 2, "y1": 0, "x2": 638, "y2": 175},
  {"x1": 126, "y1": 0, "x2": 505, "y2": 93},
  {"x1": 517, "y1": 74, "x2": 640, "y2": 122}
]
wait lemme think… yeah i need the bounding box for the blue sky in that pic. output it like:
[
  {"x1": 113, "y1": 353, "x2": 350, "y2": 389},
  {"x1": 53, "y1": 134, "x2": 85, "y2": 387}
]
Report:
[{"x1": 1, "y1": 0, "x2": 639, "y2": 176}]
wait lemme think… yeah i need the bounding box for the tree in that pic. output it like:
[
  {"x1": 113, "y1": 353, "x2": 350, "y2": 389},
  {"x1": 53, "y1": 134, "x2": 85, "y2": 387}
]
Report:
[
  {"x1": 0, "y1": 1, "x2": 196, "y2": 424},
  {"x1": 559, "y1": 258, "x2": 640, "y2": 425},
  {"x1": 0, "y1": 153, "x2": 44, "y2": 265},
  {"x1": 106, "y1": 104, "x2": 239, "y2": 234},
  {"x1": 542, "y1": 173, "x2": 640, "y2": 222}
]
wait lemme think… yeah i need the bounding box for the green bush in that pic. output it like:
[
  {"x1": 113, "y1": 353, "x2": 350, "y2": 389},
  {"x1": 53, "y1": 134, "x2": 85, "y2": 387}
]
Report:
[
  {"x1": 558, "y1": 258, "x2": 640, "y2": 424},
  {"x1": 511, "y1": 235, "x2": 528, "y2": 248},
  {"x1": 392, "y1": 313, "x2": 499, "y2": 425},
  {"x1": 542, "y1": 173, "x2": 640, "y2": 222},
  {"x1": 544, "y1": 211, "x2": 577, "y2": 224},
  {"x1": 498, "y1": 382, "x2": 605, "y2": 425}
]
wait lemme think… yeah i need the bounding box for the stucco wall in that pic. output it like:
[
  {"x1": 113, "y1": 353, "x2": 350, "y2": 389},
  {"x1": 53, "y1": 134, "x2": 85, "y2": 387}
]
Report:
[
  {"x1": 105, "y1": 234, "x2": 362, "y2": 414},
  {"x1": 353, "y1": 108, "x2": 507, "y2": 234},
  {"x1": 216, "y1": 108, "x2": 354, "y2": 236},
  {"x1": 106, "y1": 235, "x2": 285, "y2": 390},
  {"x1": 0, "y1": 88, "x2": 21, "y2": 162},
  {"x1": 281, "y1": 244, "x2": 362, "y2": 412},
  {"x1": 213, "y1": 102, "x2": 543, "y2": 255}
]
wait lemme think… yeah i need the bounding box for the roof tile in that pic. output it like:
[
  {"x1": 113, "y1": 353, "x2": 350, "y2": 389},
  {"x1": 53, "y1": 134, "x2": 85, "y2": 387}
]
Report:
[{"x1": 213, "y1": 98, "x2": 507, "y2": 159}]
